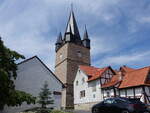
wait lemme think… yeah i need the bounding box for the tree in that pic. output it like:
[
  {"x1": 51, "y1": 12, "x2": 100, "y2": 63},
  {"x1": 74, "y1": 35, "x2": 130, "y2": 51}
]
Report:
[
  {"x1": 0, "y1": 37, "x2": 36, "y2": 110},
  {"x1": 38, "y1": 81, "x2": 54, "y2": 113}
]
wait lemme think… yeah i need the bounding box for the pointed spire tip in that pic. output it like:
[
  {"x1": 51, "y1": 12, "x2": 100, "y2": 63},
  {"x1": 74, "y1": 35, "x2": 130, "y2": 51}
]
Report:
[{"x1": 83, "y1": 25, "x2": 89, "y2": 40}]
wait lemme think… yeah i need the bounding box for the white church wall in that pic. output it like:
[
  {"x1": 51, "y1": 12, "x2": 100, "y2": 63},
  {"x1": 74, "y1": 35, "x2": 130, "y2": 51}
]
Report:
[{"x1": 2, "y1": 57, "x2": 62, "y2": 113}]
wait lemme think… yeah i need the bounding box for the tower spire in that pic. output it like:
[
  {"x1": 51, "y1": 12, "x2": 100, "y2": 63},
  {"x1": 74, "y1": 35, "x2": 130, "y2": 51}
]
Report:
[{"x1": 65, "y1": 7, "x2": 81, "y2": 40}]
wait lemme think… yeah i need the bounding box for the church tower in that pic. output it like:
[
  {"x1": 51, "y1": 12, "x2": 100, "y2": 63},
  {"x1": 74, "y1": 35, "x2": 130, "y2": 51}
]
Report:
[{"x1": 55, "y1": 10, "x2": 91, "y2": 109}]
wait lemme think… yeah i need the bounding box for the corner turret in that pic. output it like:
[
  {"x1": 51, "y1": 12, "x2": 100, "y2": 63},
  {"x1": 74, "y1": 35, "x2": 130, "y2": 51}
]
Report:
[
  {"x1": 82, "y1": 26, "x2": 90, "y2": 49},
  {"x1": 55, "y1": 32, "x2": 63, "y2": 52}
]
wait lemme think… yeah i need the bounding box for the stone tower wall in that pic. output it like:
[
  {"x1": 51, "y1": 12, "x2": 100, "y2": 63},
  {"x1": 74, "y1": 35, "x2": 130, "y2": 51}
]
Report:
[{"x1": 55, "y1": 42, "x2": 90, "y2": 109}]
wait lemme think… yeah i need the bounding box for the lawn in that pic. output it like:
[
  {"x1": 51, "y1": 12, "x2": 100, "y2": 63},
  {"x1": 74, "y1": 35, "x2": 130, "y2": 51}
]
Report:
[{"x1": 20, "y1": 110, "x2": 73, "y2": 113}]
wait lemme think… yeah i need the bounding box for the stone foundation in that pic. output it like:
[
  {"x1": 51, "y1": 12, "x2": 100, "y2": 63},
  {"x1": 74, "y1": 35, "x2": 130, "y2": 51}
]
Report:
[{"x1": 74, "y1": 102, "x2": 99, "y2": 110}]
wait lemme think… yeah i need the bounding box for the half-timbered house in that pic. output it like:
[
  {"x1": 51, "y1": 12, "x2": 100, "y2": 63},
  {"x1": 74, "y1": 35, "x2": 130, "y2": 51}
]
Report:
[
  {"x1": 102, "y1": 66, "x2": 150, "y2": 104},
  {"x1": 73, "y1": 65, "x2": 116, "y2": 110}
]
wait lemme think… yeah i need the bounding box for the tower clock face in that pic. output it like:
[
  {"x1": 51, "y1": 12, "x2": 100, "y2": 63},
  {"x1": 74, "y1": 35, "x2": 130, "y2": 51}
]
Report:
[{"x1": 59, "y1": 54, "x2": 63, "y2": 59}]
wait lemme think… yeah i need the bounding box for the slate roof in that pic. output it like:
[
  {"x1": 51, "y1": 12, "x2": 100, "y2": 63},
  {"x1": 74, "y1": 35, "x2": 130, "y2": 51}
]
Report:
[
  {"x1": 65, "y1": 10, "x2": 81, "y2": 40},
  {"x1": 83, "y1": 26, "x2": 89, "y2": 40},
  {"x1": 56, "y1": 32, "x2": 62, "y2": 44}
]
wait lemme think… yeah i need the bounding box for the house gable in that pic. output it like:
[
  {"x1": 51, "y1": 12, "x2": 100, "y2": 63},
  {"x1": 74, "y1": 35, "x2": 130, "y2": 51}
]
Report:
[
  {"x1": 18, "y1": 56, "x2": 63, "y2": 86},
  {"x1": 16, "y1": 56, "x2": 63, "y2": 96},
  {"x1": 74, "y1": 68, "x2": 88, "y2": 86}
]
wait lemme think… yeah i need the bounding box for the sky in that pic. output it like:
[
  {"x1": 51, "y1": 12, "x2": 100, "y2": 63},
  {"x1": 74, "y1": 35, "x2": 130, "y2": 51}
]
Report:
[{"x1": 0, "y1": 0, "x2": 150, "y2": 71}]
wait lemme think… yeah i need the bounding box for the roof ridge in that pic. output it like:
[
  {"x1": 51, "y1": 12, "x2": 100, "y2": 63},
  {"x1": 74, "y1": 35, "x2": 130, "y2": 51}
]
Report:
[
  {"x1": 79, "y1": 65, "x2": 99, "y2": 69},
  {"x1": 17, "y1": 56, "x2": 64, "y2": 86},
  {"x1": 123, "y1": 66, "x2": 150, "y2": 74},
  {"x1": 17, "y1": 55, "x2": 37, "y2": 65}
]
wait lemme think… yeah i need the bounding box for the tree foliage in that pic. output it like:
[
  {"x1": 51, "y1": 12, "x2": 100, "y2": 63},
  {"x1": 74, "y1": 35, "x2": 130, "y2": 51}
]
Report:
[
  {"x1": 38, "y1": 81, "x2": 54, "y2": 113},
  {"x1": 0, "y1": 38, "x2": 36, "y2": 110}
]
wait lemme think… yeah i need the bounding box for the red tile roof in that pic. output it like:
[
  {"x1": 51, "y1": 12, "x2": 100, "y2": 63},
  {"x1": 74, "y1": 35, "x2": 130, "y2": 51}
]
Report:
[
  {"x1": 102, "y1": 74, "x2": 121, "y2": 88},
  {"x1": 79, "y1": 65, "x2": 108, "y2": 82},
  {"x1": 120, "y1": 66, "x2": 135, "y2": 73},
  {"x1": 119, "y1": 66, "x2": 150, "y2": 89}
]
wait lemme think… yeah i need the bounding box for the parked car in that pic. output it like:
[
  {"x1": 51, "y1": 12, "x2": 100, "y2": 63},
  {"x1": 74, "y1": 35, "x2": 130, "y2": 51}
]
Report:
[{"x1": 92, "y1": 97, "x2": 149, "y2": 113}]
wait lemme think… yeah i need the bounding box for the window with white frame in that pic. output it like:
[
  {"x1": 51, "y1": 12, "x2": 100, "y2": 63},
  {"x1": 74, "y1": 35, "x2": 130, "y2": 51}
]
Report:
[{"x1": 80, "y1": 90, "x2": 85, "y2": 98}]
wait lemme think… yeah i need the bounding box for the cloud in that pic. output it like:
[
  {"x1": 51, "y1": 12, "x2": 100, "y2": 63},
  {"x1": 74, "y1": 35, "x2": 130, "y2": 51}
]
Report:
[
  {"x1": 91, "y1": 36, "x2": 119, "y2": 56},
  {"x1": 137, "y1": 16, "x2": 150, "y2": 24},
  {"x1": 96, "y1": 51, "x2": 150, "y2": 67},
  {"x1": 0, "y1": 0, "x2": 150, "y2": 71},
  {"x1": 0, "y1": 0, "x2": 57, "y2": 69}
]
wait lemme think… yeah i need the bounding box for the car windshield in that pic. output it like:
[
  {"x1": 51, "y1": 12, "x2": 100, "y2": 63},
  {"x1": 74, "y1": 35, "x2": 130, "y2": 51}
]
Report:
[{"x1": 115, "y1": 98, "x2": 130, "y2": 104}]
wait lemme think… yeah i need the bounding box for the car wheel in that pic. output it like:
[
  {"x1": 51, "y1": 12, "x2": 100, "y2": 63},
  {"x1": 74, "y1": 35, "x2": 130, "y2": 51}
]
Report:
[
  {"x1": 121, "y1": 110, "x2": 129, "y2": 113},
  {"x1": 92, "y1": 107, "x2": 99, "y2": 113}
]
